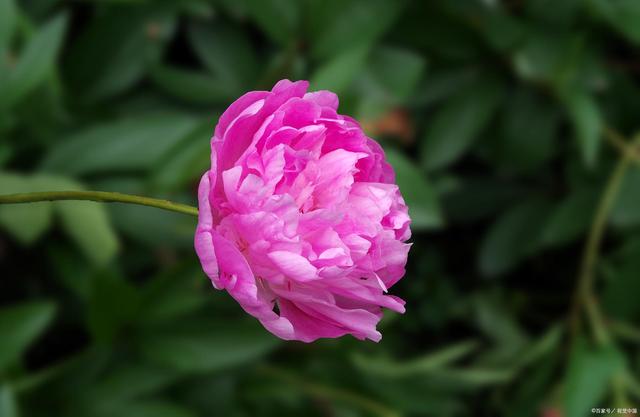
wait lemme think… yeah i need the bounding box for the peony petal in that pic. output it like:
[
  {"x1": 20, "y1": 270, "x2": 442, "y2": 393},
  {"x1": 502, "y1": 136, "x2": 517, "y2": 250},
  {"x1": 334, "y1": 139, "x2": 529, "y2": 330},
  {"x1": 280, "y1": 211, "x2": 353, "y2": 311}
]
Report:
[
  {"x1": 277, "y1": 299, "x2": 351, "y2": 342},
  {"x1": 272, "y1": 286, "x2": 383, "y2": 342},
  {"x1": 303, "y1": 90, "x2": 339, "y2": 110},
  {"x1": 211, "y1": 231, "x2": 295, "y2": 340},
  {"x1": 268, "y1": 250, "x2": 318, "y2": 282},
  {"x1": 215, "y1": 91, "x2": 269, "y2": 139}
]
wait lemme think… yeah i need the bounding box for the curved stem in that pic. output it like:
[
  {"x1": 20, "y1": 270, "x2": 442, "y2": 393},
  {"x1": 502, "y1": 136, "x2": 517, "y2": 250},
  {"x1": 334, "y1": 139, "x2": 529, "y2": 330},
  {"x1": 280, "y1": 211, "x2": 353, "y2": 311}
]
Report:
[
  {"x1": 0, "y1": 191, "x2": 198, "y2": 216},
  {"x1": 570, "y1": 131, "x2": 640, "y2": 344}
]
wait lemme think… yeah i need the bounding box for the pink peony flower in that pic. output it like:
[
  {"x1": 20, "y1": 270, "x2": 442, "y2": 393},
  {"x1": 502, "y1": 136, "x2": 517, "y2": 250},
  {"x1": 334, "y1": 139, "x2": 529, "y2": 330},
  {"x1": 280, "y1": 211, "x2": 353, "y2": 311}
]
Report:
[{"x1": 195, "y1": 80, "x2": 411, "y2": 342}]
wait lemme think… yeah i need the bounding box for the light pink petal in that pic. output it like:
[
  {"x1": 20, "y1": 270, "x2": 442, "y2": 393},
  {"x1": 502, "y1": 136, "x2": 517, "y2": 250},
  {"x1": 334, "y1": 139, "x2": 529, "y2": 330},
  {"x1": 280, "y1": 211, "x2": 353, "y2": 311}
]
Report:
[
  {"x1": 229, "y1": 212, "x2": 287, "y2": 245},
  {"x1": 219, "y1": 99, "x2": 266, "y2": 171},
  {"x1": 215, "y1": 91, "x2": 270, "y2": 139},
  {"x1": 268, "y1": 251, "x2": 318, "y2": 282},
  {"x1": 272, "y1": 79, "x2": 309, "y2": 96},
  {"x1": 222, "y1": 166, "x2": 243, "y2": 211},
  {"x1": 325, "y1": 277, "x2": 407, "y2": 313},
  {"x1": 277, "y1": 299, "x2": 351, "y2": 342},
  {"x1": 357, "y1": 137, "x2": 395, "y2": 183},
  {"x1": 313, "y1": 149, "x2": 367, "y2": 207},
  {"x1": 280, "y1": 97, "x2": 322, "y2": 128},
  {"x1": 272, "y1": 286, "x2": 383, "y2": 342},
  {"x1": 195, "y1": 172, "x2": 221, "y2": 288},
  {"x1": 303, "y1": 90, "x2": 339, "y2": 110},
  {"x1": 307, "y1": 302, "x2": 382, "y2": 342},
  {"x1": 210, "y1": 232, "x2": 295, "y2": 340}
]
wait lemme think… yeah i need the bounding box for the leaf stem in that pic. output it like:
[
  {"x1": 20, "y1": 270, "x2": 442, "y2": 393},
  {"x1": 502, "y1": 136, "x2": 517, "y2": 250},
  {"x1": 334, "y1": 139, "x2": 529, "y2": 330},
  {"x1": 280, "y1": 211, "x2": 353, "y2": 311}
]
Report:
[{"x1": 0, "y1": 191, "x2": 198, "y2": 216}]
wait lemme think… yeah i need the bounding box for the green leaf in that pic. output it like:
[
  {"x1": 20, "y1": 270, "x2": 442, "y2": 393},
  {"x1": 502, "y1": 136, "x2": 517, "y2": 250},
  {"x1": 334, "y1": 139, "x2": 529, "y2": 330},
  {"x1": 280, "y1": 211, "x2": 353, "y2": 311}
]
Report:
[
  {"x1": 0, "y1": 384, "x2": 18, "y2": 417},
  {"x1": 512, "y1": 30, "x2": 602, "y2": 97},
  {"x1": 87, "y1": 273, "x2": 139, "y2": 344},
  {"x1": 0, "y1": 301, "x2": 56, "y2": 372},
  {"x1": 56, "y1": 200, "x2": 119, "y2": 266},
  {"x1": 493, "y1": 88, "x2": 559, "y2": 173},
  {"x1": 353, "y1": 340, "x2": 479, "y2": 378},
  {"x1": 504, "y1": 353, "x2": 560, "y2": 417},
  {"x1": 603, "y1": 254, "x2": 640, "y2": 321},
  {"x1": 150, "y1": 65, "x2": 235, "y2": 104},
  {"x1": 93, "y1": 400, "x2": 197, "y2": 417},
  {"x1": 443, "y1": 177, "x2": 524, "y2": 224},
  {"x1": 472, "y1": 295, "x2": 529, "y2": 359},
  {"x1": 137, "y1": 319, "x2": 280, "y2": 373},
  {"x1": 139, "y1": 266, "x2": 207, "y2": 324},
  {"x1": 563, "y1": 341, "x2": 625, "y2": 417},
  {"x1": 64, "y1": 8, "x2": 175, "y2": 101},
  {"x1": 169, "y1": 377, "x2": 238, "y2": 417},
  {"x1": 512, "y1": 32, "x2": 559, "y2": 82},
  {"x1": 393, "y1": 2, "x2": 481, "y2": 61},
  {"x1": 2, "y1": 14, "x2": 67, "y2": 108},
  {"x1": 514, "y1": 325, "x2": 563, "y2": 370},
  {"x1": 79, "y1": 364, "x2": 182, "y2": 407},
  {"x1": 353, "y1": 47, "x2": 426, "y2": 118},
  {"x1": 187, "y1": 21, "x2": 258, "y2": 90},
  {"x1": 384, "y1": 147, "x2": 443, "y2": 230},
  {"x1": 479, "y1": 199, "x2": 552, "y2": 277},
  {"x1": 0, "y1": 173, "x2": 53, "y2": 244},
  {"x1": 427, "y1": 367, "x2": 514, "y2": 388},
  {"x1": 588, "y1": 0, "x2": 640, "y2": 44},
  {"x1": 108, "y1": 203, "x2": 196, "y2": 249},
  {"x1": 150, "y1": 122, "x2": 213, "y2": 191},
  {"x1": 364, "y1": 378, "x2": 463, "y2": 415},
  {"x1": 0, "y1": 174, "x2": 118, "y2": 264},
  {"x1": 310, "y1": 46, "x2": 370, "y2": 95},
  {"x1": 611, "y1": 168, "x2": 640, "y2": 228},
  {"x1": 526, "y1": 0, "x2": 581, "y2": 25},
  {"x1": 366, "y1": 46, "x2": 426, "y2": 103},
  {"x1": 411, "y1": 67, "x2": 479, "y2": 107},
  {"x1": 16, "y1": 347, "x2": 111, "y2": 404},
  {"x1": 47, "y1": 245, "x2": 93, "y2": 301},
  {"x1": 478, "y1": 10, "x2": 526, "y2": 52},
  {"x1": 420, "y1": 80, "x2": 504, "y2": 171},
  {"x1": 541, "y1": 187, "x2": 599, "y2": 247},
  {"x1": 40, "y1": 175, "x2": 118, "y2": 266},
  {"x1": 308, "y1": 0, "x2": 405, "y2": 59},
  {"x1": 0, "y1": 143, "x2": 12, "y2": 168},
  {"x1": 0, "y1": 0, "x2": 17, "y2": 47},
  {"x1": 41, "y1": 113, "x2": 200, "y2": 175},
  {"x1": 562, "y1": 90, "x2": 602, "y2": 167},
  {"x1": 243, "y1": 0, "x2": 298, "y2": 46}
]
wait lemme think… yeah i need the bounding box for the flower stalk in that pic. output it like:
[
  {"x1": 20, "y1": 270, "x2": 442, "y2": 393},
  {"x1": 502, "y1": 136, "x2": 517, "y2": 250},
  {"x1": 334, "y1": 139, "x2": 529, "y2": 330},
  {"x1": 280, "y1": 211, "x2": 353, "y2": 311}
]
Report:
[{"x1": 0, "y1": 190, "x2": 199, "y2": 216}]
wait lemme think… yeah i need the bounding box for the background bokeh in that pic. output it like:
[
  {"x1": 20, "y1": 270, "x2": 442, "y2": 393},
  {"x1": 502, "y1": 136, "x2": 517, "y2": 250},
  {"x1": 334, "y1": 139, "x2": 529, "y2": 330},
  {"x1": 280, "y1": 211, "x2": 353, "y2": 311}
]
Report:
[{"x1": 1, "y1": 1, "x2": 640, "y2": 416}]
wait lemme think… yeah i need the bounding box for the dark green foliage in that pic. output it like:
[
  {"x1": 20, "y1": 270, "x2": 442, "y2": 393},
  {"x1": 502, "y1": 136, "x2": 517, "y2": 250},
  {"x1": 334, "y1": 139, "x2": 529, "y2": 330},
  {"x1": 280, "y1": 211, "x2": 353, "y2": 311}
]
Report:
[{"x1": 1, "y1": 0, "x2": 640, "y2": 416}]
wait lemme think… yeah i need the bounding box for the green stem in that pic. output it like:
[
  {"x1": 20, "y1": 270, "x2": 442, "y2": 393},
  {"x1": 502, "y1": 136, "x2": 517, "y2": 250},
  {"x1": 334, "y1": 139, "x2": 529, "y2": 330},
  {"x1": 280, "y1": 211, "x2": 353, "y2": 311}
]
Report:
[
  {"x1": 604, "y1": 126, "x2": 640, "y2": 164},
  {"x1": 0, "y1": 191, "x2": 198, "y2": 216},
  {"x1": 570, "y1": 131, "x2": 640, "y2": 345}
]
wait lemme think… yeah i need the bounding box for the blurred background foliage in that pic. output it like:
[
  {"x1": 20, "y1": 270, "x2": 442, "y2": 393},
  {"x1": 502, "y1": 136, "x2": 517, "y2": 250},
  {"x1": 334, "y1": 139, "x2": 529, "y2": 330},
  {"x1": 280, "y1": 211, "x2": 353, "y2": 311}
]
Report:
[{"x1": 1, "y1": 0, "x2": 640, "y2": 416}]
